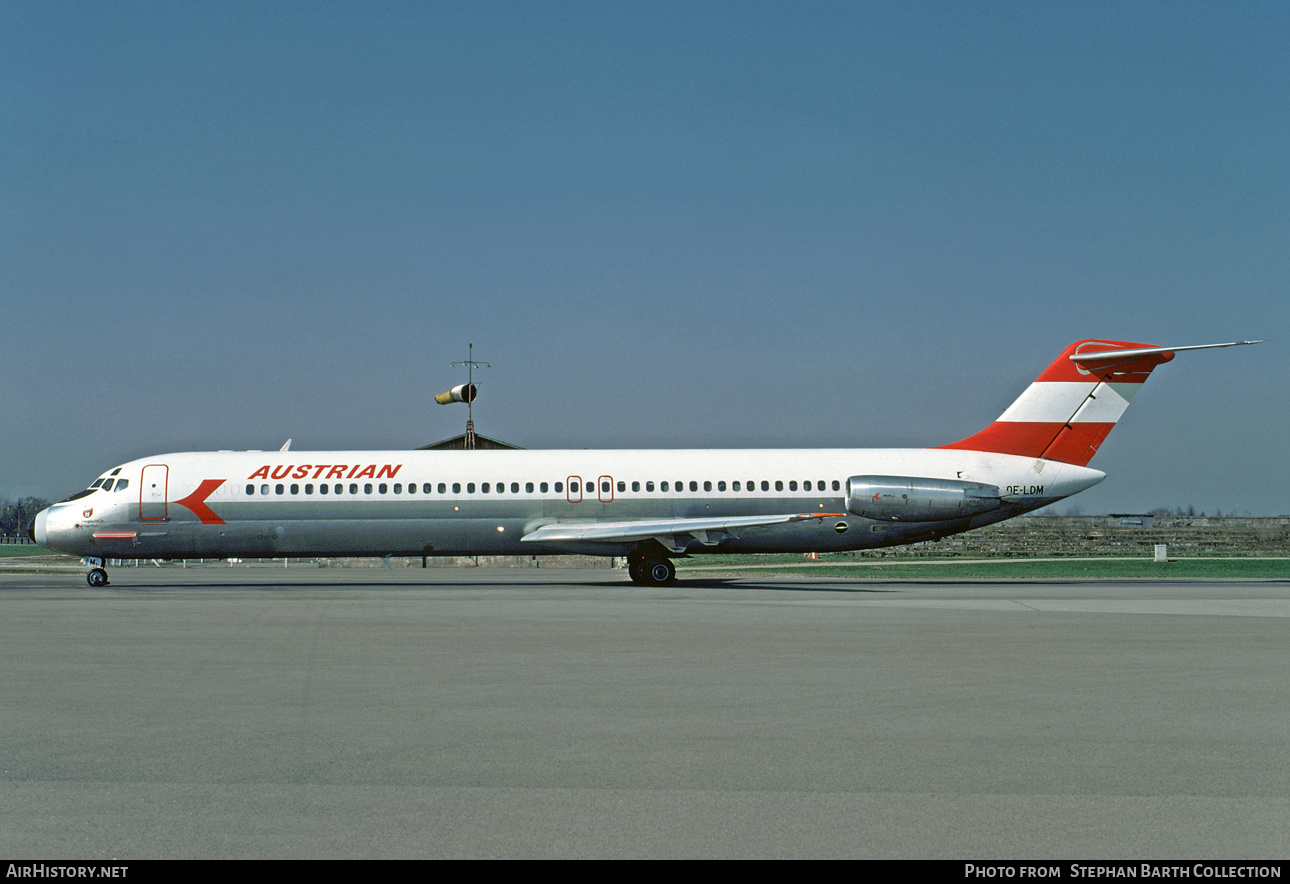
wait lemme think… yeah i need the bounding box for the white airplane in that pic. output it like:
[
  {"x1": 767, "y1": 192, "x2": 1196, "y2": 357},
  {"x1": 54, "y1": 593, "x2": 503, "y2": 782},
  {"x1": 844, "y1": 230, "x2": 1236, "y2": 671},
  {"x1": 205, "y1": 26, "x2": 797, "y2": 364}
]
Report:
[{"x1": 32, "y1": 338, "x2": 1260, "y2": 587}]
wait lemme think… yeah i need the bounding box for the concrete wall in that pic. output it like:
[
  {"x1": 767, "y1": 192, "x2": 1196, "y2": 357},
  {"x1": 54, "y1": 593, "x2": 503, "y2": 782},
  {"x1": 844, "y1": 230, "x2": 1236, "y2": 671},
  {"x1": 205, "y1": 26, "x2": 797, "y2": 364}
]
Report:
[{"x1": 867, "y1": 515, "x2": 1290, "y2": 558}]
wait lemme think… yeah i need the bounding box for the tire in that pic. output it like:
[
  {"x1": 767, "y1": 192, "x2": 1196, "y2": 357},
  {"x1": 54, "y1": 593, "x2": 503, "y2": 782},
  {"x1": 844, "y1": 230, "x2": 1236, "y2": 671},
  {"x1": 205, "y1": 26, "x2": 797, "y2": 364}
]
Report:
[{"x1": 645, "y1": 559, "x2": 676, "y2": 585}]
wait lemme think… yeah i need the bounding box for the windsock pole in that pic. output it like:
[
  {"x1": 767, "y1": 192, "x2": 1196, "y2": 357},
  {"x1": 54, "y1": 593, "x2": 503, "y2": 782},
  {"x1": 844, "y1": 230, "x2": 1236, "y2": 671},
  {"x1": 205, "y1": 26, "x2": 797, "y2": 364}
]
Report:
[{"x1": 437, "y1": 343, "x2": 490, "y2": 450}]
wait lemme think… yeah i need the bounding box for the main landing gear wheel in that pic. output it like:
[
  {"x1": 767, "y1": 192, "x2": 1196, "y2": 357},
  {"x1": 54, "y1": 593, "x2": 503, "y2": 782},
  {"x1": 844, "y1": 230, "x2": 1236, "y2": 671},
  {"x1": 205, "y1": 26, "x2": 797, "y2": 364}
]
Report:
[
  {"x1": 87, "y1": 568, "x2": 109, "y2": 587},
  {"x1": 646, "y1": 559, "x2": 676, "y2": 585},
  {"x1": 628, "y1": 558, "x2": 676, "y2": 586}
]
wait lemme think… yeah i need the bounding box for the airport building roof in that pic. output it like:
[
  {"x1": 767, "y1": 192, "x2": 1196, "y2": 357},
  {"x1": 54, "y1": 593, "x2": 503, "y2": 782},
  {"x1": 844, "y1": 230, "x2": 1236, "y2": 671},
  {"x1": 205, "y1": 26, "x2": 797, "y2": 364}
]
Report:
[{"x1": 416, "y1": 432, "x2": 524, "y2": 451}]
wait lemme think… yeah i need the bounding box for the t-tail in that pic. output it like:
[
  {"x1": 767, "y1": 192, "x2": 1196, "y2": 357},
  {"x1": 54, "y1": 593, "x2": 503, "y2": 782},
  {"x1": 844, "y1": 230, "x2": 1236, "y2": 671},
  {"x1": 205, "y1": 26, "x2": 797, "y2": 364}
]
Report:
[{"x1": 936, "y1": 339, "x2": 1263, "y2": 466}]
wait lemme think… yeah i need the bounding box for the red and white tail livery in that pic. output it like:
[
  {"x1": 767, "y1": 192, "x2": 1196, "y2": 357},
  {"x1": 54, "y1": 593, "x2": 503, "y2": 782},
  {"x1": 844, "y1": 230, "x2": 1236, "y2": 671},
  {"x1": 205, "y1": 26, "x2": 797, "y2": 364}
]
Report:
[{"x1": 939, "y1": 339, "x2": 1261, "y2": 466}]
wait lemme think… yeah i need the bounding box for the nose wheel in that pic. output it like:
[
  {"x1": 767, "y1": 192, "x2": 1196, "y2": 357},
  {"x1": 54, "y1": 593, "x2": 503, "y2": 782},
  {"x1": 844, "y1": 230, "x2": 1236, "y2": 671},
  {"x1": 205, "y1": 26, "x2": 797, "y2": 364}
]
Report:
[{"x1": 83, "y1": 557, "x2": 109, "y2": 587}]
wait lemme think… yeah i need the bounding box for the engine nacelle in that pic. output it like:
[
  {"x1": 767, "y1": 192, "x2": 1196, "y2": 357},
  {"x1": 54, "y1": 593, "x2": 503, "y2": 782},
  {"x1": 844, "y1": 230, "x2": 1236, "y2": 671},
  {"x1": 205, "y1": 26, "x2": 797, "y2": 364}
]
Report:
[
  {"x1": 846, "y1": 475, "x2": 1002, "y2": 522},
  {"x1": 434, "y1": 383, "x2": 477, "y2": 405}
]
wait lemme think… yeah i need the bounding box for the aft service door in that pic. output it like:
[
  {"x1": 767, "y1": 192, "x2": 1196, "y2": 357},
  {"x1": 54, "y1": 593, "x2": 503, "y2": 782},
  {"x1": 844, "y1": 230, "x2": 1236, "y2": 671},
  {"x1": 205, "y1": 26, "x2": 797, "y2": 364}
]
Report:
[{"x1": 140, "y1": 464, "x2": 168, "y2": 521}]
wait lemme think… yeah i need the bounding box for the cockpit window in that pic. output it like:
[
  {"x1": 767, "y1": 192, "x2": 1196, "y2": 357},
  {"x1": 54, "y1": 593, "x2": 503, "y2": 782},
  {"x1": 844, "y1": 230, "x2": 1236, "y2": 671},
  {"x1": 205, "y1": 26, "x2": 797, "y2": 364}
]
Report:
[
  {"x1": 101, "y1": 479, "x2": 115, "y2": 491},
  {"x1": 61, "y1": 489, "x2": 96, "y2": 503},
  {"x1": 90, "y1": 479, "x2": 105, "y2": 489},
  {"x1": 114, "y1": 479, "x2": 128, "y2": 491}
]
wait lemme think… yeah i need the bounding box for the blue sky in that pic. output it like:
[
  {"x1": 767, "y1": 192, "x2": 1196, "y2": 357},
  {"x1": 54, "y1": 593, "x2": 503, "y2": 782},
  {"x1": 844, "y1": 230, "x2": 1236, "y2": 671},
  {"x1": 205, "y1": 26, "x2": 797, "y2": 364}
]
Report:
[{"x1": 3, "y1": 1, "x2": 1287, "y2": 515}]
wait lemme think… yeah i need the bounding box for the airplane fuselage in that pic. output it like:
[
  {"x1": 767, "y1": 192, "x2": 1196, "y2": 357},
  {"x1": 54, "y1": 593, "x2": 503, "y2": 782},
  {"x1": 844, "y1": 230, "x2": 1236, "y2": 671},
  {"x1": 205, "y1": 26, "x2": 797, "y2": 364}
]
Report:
[{"x1": 34, "y1": 447, "x2": 1104, "y2": 561}]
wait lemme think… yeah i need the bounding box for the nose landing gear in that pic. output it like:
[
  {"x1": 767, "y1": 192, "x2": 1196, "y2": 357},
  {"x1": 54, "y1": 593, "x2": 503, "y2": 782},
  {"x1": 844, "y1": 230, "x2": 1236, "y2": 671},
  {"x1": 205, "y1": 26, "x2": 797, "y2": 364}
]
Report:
[{"x1": 83, "y1": 557, "x2": 109, "y2": 587}]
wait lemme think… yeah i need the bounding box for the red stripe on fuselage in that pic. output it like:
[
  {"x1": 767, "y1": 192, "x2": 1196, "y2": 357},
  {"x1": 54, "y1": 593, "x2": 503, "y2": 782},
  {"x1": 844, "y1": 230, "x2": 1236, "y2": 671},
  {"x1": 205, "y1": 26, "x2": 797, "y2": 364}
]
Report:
[{"x1": 175, "y1": 479, "x2": 226, "y2": 525}]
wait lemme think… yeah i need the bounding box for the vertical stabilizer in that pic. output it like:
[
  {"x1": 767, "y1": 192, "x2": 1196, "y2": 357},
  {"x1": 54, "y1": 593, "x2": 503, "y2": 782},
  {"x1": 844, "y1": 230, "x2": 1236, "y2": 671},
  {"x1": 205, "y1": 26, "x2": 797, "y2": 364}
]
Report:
[{"x1": 936, "y1": 339, "x2": 1259, "y2": 466}]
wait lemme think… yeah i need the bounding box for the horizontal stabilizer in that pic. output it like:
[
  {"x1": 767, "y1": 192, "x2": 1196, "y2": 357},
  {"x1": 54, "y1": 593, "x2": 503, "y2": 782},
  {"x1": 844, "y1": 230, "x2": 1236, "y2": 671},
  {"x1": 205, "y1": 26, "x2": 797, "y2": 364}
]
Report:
[{"x1": 1070, "y1": 340, "x2": 1263, "y2": 365}]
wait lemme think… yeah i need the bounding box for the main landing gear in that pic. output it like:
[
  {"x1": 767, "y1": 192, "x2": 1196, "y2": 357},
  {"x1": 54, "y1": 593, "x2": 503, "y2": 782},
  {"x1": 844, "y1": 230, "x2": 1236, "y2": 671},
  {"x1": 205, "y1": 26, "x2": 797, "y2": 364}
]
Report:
[{"x1": 627, "y1": 555, "x2": 677, "y2": 586}]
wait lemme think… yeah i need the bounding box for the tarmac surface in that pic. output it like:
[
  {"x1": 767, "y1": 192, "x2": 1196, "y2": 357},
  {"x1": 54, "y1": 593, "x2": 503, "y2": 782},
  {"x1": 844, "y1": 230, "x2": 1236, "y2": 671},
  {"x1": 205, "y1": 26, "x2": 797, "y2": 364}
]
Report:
[{"x1": 1, "y1": 566, "x2": 1288, "y2": 859}]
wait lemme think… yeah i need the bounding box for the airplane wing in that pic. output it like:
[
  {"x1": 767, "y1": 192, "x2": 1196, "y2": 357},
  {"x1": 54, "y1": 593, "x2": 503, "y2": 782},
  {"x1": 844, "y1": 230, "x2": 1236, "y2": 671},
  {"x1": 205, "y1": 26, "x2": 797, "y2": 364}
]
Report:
[{"x1": 521, "y1": 512, "x2": 843, "y2": 553}]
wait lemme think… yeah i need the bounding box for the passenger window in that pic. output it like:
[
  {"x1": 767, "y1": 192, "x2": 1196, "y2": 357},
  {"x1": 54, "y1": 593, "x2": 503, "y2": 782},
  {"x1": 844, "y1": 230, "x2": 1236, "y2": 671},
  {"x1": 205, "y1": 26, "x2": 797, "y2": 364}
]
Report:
[
  {"x1": 526, "y1": 482, "x2": 534, "y2": 493},
  {"x1": 789, "y1": 481, "x2": 798, "y2": 491},
  {"x1": 659, "y1": 481, "x2": 668, "y2": 492},
  {"x1": 306, "y1": 484, "x2": 314, "y2": 494},
  {"x1": 452, "y1": 483, "x2": 461, "y2": 494},
  {"x1": 554, "y1": 482, "x2": 563, "y2": 493},
  {"x1": 482, "y1": 483, "x2": 490, "y2": 493},
  {"x1": 804, "y1": 481, "x2": 812, "y2": 491},
  {"x1": 394, "y1": 483, "x2": 402, "y2": 493},
  {"x1": 246, "y1": 484, "x2": 254, "y2": 495},
  {"x1": 466, "y1": 483, "x2": 474, "y2": 493},
  {"x1": 379, "y1": 483, "x2": 387, "y2": 494},
  {"x1": 290, "y1": 484, "x2": 299, "y2": 494},
  {"x1": 512, "y1": 482, "x2": 520, "y2": 493},
  {"x1": 689, "y1": 481, "x2": 698, "y2": 492},
  {"x1": 761, "y1": 481, "x2": 769, "y2": 491},
  {"x1": 832, "y1": 480, "x2": 840, "y2": 491},
  {"x1": 618, "y1": 481, "x2": 626, "y2": 493},
  {"x1": 439, "y1": 483, "x2": 447, "y2": 494},
  {"x1": 335, "y1": 484, "x2": 342, "y2": 494},
  {"x1": 732, "y1": 481, "x2": 740, "y2": 491},
  {"x1": 718, "y1": 481, "x2": 727, "y2": 492},
  {"x1": 275, "y1": 484, "x2": 284, "y2": 495},
  {"x1": 775, "y1": 481, "x2": 783, "y2": 491},
  {"x1": 602, "y1": 481, "x2": 610, "y2": 494}
]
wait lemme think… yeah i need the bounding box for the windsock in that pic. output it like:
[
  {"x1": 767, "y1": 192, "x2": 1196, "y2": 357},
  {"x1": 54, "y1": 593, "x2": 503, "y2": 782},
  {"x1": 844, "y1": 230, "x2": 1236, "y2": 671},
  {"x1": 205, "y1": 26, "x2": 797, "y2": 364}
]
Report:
[{"x1": 435, "y1": 383, "x2": 477, "y2": 405}]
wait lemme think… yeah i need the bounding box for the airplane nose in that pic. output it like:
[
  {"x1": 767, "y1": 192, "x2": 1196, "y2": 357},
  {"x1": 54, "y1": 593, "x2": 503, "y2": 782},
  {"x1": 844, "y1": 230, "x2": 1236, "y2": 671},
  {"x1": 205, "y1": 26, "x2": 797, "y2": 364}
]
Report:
[{"x1": 30, "y1": 509, "x2": 47, "y2": 547}]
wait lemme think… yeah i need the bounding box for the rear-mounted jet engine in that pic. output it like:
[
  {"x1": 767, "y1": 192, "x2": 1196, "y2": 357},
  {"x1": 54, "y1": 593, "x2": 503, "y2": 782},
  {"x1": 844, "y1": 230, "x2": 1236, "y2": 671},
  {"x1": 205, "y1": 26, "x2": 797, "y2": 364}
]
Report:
[{"x1": 846, "y1": 475, "x2": 1003, "y2": 522}]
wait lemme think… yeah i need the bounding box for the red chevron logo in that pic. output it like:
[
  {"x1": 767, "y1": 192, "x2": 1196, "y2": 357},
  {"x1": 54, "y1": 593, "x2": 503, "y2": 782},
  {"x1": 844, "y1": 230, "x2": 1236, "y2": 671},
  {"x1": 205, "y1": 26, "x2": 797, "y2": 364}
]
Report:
[{"x1": 176, "y1": 479, "x2": 226, "y2": 525}]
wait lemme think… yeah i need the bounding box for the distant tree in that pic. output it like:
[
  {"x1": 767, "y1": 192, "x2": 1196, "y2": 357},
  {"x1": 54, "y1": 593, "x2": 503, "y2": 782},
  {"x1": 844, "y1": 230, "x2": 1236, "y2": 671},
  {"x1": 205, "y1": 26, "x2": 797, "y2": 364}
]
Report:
[{"x1": 0, "y1": 497, "x2": 50, "y2": 537}]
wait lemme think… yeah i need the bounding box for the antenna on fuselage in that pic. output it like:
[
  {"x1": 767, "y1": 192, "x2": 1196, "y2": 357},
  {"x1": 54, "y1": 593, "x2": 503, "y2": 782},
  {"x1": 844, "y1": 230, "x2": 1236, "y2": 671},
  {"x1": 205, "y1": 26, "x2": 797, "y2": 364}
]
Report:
[{"x1": 436, "y1": 343, "x2": 491, "y2": 449}]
